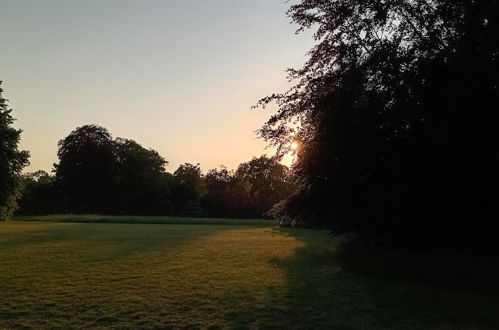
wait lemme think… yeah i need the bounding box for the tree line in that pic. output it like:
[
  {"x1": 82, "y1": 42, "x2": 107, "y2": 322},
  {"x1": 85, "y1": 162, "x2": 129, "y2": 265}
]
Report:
[{"x1": 16, "y1": 124, "x2": 295, "y2": 218}]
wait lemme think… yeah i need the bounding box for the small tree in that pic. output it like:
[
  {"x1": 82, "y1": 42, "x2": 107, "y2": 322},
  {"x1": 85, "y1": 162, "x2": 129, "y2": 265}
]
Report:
[
  {"x1": 0, "y1": 81, "x2": 29, "y2": 220},
  {"x1": 17, "y1": 171, "x2": 55, "y2": 215},
  {"x1": 235, "y1": 156, "x2": 296, "y2": 217},
  {"x1": 171, "y1": 163, "x2": 204, "y2": 216}
]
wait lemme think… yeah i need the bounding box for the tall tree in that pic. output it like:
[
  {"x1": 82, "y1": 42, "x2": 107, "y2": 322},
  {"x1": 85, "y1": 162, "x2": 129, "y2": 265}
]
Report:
[
  {"x1": 259, "y1": 1, "x2": 499, "y2": 246},
  {"x1": 54, "y1": 125, "x2": 117, "y2": 213},
  {"x1": 0, "y1": 82, "x2": 29, "y2": 220}
]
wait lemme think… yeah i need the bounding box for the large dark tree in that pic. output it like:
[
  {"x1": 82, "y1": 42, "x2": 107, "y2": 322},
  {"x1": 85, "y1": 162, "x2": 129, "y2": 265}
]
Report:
[
  {"x1": 114, "y1": 138, "x2": 172, "y2": 215},
  {"x1": 54, "y1": 125, "x2": 117, "y2": 213},
  {"x1": 259, "y1": 1, "x2": 499, "y2": 247},
  {"x1": 0, "y1": 82, "x2": 29, "y2": 220}
]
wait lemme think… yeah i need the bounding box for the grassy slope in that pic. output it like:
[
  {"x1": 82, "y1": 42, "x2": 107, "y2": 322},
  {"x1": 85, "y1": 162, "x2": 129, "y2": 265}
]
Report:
[{"x1": 1, "y1": 220, "x2": 498, "y2": 329}]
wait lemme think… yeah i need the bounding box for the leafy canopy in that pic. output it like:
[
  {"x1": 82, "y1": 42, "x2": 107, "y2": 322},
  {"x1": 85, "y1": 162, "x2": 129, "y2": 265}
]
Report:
[
  {"x1": 258, "y1": 0, "x2": 499, "y2": 246},
  {"x1": 0, "y1": 81, "x2": 29, "y2": 219}
]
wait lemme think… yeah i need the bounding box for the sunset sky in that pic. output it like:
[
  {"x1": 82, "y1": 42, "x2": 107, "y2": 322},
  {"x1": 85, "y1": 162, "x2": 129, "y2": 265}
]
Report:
[{"x1": 0, "y1": 0, "x2": 312, "y2": 172}]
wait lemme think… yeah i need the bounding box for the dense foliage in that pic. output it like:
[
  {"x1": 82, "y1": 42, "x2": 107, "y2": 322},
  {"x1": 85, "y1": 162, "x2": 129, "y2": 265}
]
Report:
[
  {"x1": 114, "y1": 138, "x2": 173, "y2": 215},
  {"x1": 235, "y1": 156, "x2": 297, "y2": 217},
  {"x1": 17, "y1": 125, "x2": 295, "y2": 218},
  {"x1": 260, "y1": 0, "x2": 499, "y2": 247},
  {"x1": 0, "y1": 82, "x2": 29, "y2": 220},
  {"x1": 55, "y1": 125, "x2": 117, "y2": 213}
]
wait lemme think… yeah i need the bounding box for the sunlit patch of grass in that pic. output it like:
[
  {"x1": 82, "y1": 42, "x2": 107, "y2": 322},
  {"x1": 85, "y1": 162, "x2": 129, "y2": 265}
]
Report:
[{"x1": 0, "y1": 222, "x2": 301, "y2": 329}]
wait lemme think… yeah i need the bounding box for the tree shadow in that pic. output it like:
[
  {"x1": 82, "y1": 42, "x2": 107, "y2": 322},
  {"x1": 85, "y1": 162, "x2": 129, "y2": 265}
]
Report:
[{"x1": 228, "y1": 228, "x2": 499, "y2": 329}]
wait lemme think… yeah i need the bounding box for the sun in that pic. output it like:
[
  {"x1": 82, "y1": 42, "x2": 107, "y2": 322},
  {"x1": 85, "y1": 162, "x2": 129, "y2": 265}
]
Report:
[{"x1": 290, "y1": 141, "x2": 299, "y2": 151}]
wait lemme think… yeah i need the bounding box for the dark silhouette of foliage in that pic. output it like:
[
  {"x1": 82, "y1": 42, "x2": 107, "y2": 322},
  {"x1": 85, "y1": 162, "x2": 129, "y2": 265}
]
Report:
[
  {"x1": 16, "y1": 124, "x2": 295, "y2": 219},
  {"x1": 171, "y1": 163, "x2": 204, "y2": 216},
  {"x1": 202, "y1": 166, "x2": 252, "y2": 218},
  {"x1": 114, "y1": 138, "x2": 173, "y2": 215},
  {"x1": 54, "y1": 125, "x2": 117, "y2": 213},
  {"x1": 0, "y1": 82, "x2": 29, "y2": 220},
  {"x1": 17, "y1": 171, "x2": 55, "y2": 215},
  {"x1": 259, "y1": 0, "x2": 499, "y2": 247},
  {"x1": 235, "y1": 156, "x2": 296, "y2": 218}
]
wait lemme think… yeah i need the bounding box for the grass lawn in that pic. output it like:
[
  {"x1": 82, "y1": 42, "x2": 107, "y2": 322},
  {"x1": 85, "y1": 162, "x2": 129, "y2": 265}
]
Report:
[
  {"x1": 12, "y1": 215, "x2": 274, "y2": 226},
  {"x1": 1, "y1": 217, "x2": 499, "y2": 329}
]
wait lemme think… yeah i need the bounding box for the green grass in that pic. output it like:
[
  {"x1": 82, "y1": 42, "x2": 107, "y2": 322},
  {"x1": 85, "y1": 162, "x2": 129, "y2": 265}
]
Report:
[
  {"x1": 13, "y1": 214, "x2": 274, "y2": 226},
  {"x1": 1, "y1": 219, "x2": 498, "y2": 329}
]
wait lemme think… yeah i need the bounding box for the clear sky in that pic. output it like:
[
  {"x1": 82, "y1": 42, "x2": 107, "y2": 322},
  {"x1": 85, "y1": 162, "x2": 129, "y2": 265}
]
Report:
[{"x1": 0, "y1": 0, "x2": 312, "y2": 173}]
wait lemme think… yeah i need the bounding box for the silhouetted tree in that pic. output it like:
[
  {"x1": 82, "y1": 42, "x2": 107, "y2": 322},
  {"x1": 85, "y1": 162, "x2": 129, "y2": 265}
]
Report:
[
  {"x1": 259, "y1": 1, "x2": 499, "y2": 247},
  {"x1": 202, "y1": 166, "x2": 252, "y2": 218},
  {"x1": 171, "y1": 163, "x2": 204, "y2": 216},
  {"x1": 0, "y1": 82, "x2": 29, "y2": 219},
  {"x1": 54, "y1": 125, "x2": 117, "y2": 213},
  {"x1": 114, "y1": 138, "x2": 173, "y2": 215},
  {"x1": 235, "y1": 156, "x2": 296, "y2": 218},
  {"x1": 17, "y1": 171, "x2": 55, "y2": 215}
]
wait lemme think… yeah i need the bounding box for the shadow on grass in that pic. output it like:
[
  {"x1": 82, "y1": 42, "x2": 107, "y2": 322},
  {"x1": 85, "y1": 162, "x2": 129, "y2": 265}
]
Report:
[
  {"x1": 335, "y1": 240, "x2": 499, "y2": 298},
  {"x1": 229, "y1": 228, "x2": 499, "y2": 329}
]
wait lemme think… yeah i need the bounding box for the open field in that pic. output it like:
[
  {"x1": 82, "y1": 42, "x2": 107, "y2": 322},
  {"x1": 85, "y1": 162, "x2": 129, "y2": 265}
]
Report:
[
  {"x1": 12, "y1": 215, "x2": 274, "y2": 226},
  {"x1": 1, "y1": 218, "x2": 499, "y2": 329}
]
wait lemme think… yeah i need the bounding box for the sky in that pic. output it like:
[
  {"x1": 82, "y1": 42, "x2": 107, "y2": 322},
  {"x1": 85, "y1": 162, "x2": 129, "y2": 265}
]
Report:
[{"x1": 0, "y1": 0, "x2": 313, "y2": 173}]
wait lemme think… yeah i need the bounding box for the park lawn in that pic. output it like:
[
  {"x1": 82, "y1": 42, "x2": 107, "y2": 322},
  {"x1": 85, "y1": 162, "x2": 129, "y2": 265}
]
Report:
[
  {"x1": 0, "y1": 219, "x2": 498, "y2": 329},
  {"x1": 12, "y1": 214, "x2": 274, "y2": 226}
]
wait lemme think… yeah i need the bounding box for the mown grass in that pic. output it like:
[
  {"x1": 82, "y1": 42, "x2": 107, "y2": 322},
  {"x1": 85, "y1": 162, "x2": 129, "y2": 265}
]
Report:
[
  {"x1": 1, "y1": 220, "x2": 498, "y2": 329},
  {"x1": 13, "y1": 215, "x2": 274, "y2": 226}
]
